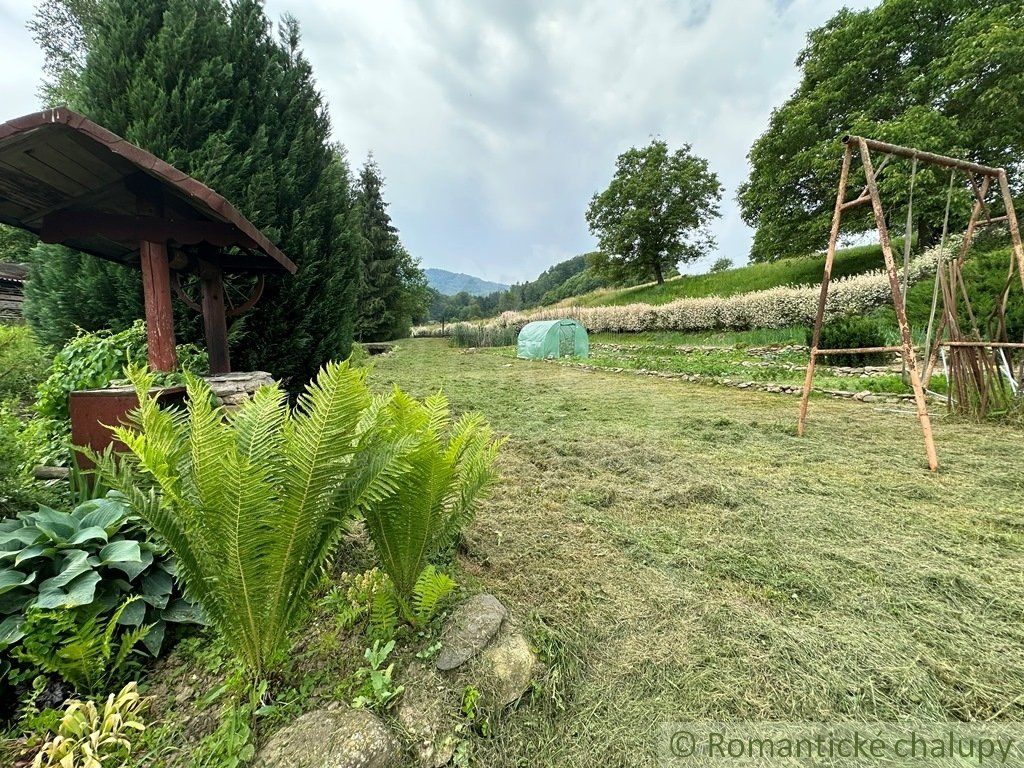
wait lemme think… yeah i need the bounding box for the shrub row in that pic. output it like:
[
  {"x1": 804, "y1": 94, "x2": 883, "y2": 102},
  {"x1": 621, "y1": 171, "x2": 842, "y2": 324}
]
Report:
[
  {"x1": 486, "y1": 247, "x2": 942, "y2": 335},
  {"x1": 413, "y1": 245, "x2": 944, "y2": 340}
]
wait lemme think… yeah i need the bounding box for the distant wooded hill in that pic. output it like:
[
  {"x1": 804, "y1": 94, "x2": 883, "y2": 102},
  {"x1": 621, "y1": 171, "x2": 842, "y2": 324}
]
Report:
[
  {"x1": 423, "y1": 254, "x2": 609, "y2": 324},
  {"x1": 424, "y1": 269, "x2": 509, "y2": 296}
]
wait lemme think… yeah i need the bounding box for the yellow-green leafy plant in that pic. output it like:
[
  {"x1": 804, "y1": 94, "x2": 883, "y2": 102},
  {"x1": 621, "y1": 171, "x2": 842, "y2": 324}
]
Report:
[
  {"x1": 360, "y1": 389, "x2": 502, "y2": 624},
  {"x1": 32, "y1": 682, "x2": 145, "y2": 768},
  {"x1": 96, "y1": 362, "x2": 411, "y2": 680}
]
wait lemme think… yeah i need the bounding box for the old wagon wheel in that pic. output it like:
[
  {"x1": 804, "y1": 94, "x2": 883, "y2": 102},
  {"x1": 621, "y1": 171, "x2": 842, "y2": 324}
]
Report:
[{"x1": 173, "y1": 271, "x2": 265, "y2": 319}]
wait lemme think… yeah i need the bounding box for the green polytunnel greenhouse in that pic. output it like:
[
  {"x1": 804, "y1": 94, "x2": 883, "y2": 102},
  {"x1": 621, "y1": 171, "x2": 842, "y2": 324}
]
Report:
[{"x1": 516, "y1": 319, "x2": 589, "y2": 360}]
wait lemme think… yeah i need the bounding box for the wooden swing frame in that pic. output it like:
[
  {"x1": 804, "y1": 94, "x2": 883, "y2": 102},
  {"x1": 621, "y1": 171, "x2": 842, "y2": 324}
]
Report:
[{"x1": 796, "y1": 135, "x2": 1024, "y2": 472}]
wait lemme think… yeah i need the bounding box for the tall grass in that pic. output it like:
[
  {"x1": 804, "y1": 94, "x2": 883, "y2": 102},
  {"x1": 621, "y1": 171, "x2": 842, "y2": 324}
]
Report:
[{"x1": 450, "y1": 324, "x2": 518, "y2": 348}]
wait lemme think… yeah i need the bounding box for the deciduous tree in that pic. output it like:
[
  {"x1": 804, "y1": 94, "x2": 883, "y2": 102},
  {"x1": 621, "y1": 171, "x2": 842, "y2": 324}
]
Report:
[
  {"x1": 738, "y1": 0, "x2": 1024, "y2": 262},
  {"x1": 587, "y1": 139, "x2": 722, "y2": 285}
]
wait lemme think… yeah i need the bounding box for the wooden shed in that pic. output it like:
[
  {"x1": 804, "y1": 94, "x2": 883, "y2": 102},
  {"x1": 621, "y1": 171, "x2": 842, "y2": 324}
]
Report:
[{"x1": 0, "y1": 262, "x2": 28, "y2": 323}]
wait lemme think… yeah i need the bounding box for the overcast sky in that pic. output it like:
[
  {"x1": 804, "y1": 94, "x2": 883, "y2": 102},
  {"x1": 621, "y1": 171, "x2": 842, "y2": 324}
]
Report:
[{"x1": 0, "y1": 0, "x2": 872, "y2": 284}]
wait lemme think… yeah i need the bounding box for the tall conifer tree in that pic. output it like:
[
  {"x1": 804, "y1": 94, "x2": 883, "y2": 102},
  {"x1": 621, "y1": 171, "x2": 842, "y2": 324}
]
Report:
[
  {"x1": 354, "y1": 158, "x2": 426, "y2": 341},
  {"x1": 23, "y1": 0, "x2": 362, "y2": 383}
]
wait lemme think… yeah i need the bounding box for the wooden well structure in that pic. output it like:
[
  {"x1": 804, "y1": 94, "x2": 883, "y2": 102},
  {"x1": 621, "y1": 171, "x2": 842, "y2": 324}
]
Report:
[{"x1": 0, "y1": 107, "x2": 296, "y2": 373}]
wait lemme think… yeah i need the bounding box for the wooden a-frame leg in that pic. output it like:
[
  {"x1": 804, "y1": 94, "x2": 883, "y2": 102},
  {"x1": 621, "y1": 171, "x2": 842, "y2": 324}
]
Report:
[
  {"x1": 859, "y1": 141, "x2": 939, "y2": 471},
  {"x1": 997, "y1": 171, "x2": 1024, "y2": 292},
  {"x1": 798, "y1": 145, "x2": 852, "y2": 436}
]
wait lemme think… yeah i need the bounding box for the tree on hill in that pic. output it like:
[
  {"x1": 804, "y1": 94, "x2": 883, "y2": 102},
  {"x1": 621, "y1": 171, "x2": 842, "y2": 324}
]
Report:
[
  {"x1": 587, "y1": 139, "x2": 722, "y2": 285},
  {"x1": 23, "y1": 0, "x2": 364, "y2": 385},
  {"x1": 738, "y1": 0, "x2": 1024, "y2": 263},
  {"x1": 354, "y1": 157, "x2": 427, "y2": 341}
]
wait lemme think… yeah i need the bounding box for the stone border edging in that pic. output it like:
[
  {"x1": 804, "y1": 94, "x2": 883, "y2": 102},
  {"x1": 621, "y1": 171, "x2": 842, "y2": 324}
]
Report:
[{"x1": 543, "y1": 358, "x2": 943, "y2": 407}]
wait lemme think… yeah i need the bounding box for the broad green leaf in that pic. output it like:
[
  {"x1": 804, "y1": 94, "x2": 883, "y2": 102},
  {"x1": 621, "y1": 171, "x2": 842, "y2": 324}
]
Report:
[
  {"x1": 0, "y1": 588, "x2": 33, "y2": 614},
  {"x1": 68, "y1": 526, "x2": 109, "y2": 546},
  {"x1": 29, "y1": 507, "x2": 77, "y2": 541},
  {"x1": 99, "y1": 540, "x2": 142, "y2": 565},
  {"x1": 141, "y1": 621, "x2": 165, "y2": 656},
  {"x1": 0, "y1": 614, "x2": 25, "y2": 647},
  {"x1": 107, "y1": 548, "x2": 153, "y2": 580},
  {"x1": 34, "y1": 571, "x2": 101, "y2": 609},
  {"x1": 0, "y1": 526, "x2": 44, "y2": 548},
  {"x1": 162, "y1": 598, "x2": 205, "y2": 624},
  {"x1": 116, "y1": 597, "x2": 147, "y2": 626},
  {"x1": 46, "y1": 550, "x2": 92, "y2": 587},
  {"x1": 77, "y1": 498, "x2": 128, "y2": 534},
  {"x1": 63, "y1": 571, "x2": 103, "y2": 607},
  {"x1": 0, "y1": 569, "x2": 35, "y2": 595},
  {"x1": 14, "y1": 544, "x2": 56, "y2": 566},
  {"x1": 141, "y1": 567, "x2": 172, "y2": 598}
]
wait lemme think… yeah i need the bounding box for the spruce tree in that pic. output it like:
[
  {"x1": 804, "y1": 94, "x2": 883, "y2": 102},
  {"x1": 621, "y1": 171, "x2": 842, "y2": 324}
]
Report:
[
  {"x1": 354, "y1": 157, "x2": 426, "y2": 341},
  {"x1": 24, "y1": 0, "x2": 362, "y2": 384}
]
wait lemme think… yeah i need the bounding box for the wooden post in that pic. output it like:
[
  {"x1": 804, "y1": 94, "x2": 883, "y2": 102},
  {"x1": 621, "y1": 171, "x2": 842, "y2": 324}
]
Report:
[
  {"x1": 139, "y1": 239, "x2": 178, "y2": 372},
  {"x1": 797, "y1": 144, "x2": 852, "y2": 436},
  {"x1": 997, "y1": 170, "x2": 1024, "y2": 291},
  {"x1": 859, "y1": 141, "x2": 939, "y2": 471},
  {"x1": 199, "y1": 260, "x2": 231, "y2": 374}
]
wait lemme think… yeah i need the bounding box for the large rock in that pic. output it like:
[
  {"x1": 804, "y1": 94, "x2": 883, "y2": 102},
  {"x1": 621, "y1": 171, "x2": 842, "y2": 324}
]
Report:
[
  {"x1": 472, "y1": 629, "x2": 539, "y2": 707},
  {"x1": 436, "y1": 593, "x2": 507, "y2": 671},
  {"x1": 254, "y1": 708, "x2": 404, "y2": 768}
]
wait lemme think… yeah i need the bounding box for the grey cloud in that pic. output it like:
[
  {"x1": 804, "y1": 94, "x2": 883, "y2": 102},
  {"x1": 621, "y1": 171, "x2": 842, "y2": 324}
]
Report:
[{"x1": 1, "y1": 0, "x2": 875, "y2": 284}]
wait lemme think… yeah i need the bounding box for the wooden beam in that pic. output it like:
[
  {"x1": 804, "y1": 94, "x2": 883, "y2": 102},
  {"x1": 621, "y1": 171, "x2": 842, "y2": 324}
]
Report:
[
  {"x1": 798, "y1": 144, "x2": 852, "y2": 437},
  {"x1": 997, "y1": 170, "x2": 1024, "y2": 292},
  {"x1": 199, "y1": 260, "x2": 231, "y2": 374},
  {"x1": 814, "y1": 345, "x2": 904, "y2": 355},
  {"x1": 41, "y1": 210, "x2": 260, "y2": 252},
  {"x1": 844, "y1": 136, "x2": 1002, "y2": 177},
  {"x1": 139, "y1": 240, "x2": 177, "y2": 372},
  {"x1": 858, "y1": 140, "x2": 939, "y2": 471}
]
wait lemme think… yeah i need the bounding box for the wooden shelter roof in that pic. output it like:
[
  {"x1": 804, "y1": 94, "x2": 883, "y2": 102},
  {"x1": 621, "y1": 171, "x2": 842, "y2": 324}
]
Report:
[{"x1": 0, "y1": 107, "x2": 295, "y2": 274}]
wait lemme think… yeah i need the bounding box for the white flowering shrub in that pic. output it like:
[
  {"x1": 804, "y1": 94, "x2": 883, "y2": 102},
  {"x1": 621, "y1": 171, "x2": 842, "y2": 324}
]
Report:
[{"x1": 473, "y1": 245, "x2": 944, "y2": 335}]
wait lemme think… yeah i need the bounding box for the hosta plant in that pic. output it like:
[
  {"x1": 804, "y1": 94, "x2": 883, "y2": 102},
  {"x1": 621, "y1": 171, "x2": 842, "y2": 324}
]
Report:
[
  {"x1": 0, "y1": 494, "x2": 199, "y2": 657},
  {"x1": 360, "y1": 389, "x2": 502, "y2": 622},
  {"x1": 97, "y1": 362, "x2": 412, "y2": 680},
  {"x1": 32, "y1": 682, "x2": 146, "y2": 768}
]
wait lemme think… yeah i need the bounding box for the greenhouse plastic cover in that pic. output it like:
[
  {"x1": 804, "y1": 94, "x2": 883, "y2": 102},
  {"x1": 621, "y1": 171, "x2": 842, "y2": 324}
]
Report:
[{"x1": 516, "y1": 319, "x2": 589, "y2": 359}]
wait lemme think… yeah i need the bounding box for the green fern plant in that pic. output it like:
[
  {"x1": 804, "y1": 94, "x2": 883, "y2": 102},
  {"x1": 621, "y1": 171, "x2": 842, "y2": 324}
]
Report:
[
  {"x1": 18, "y1": 598, "x2": 150, "y2": 697},
  {"x1": 412, "y1": 565, "x2": 457, "y2": 626},
  {"x1": 95, "y1": 362, "x2": 411, "y2": 680},
  {"x1": 359, "y1": 389, "x2": 502, "y2": 622},
  {"x1": 367, "y1": 566, "x2": 458, "y2": 639}
]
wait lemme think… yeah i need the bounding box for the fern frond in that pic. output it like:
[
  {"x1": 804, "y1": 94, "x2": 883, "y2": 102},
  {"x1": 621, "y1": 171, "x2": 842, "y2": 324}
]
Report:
[
  {"x1": 369, "y1": 584, "x2": 398, "y2": 641},
  {"x1": 361, "y1": 395, "x2": 501, "y2": 617},
  {"x1": 412, "y1": 566, "x2": 457, "y2": 627},
  {"x1": 268, "y1": 360, "x2": 372, "y2": 655}
]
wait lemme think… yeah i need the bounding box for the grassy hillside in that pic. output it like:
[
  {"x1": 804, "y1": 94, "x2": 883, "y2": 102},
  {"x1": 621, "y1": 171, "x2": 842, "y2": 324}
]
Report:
[{"x1": 563, "y1": 242, "x2": 893, "y2": 308}]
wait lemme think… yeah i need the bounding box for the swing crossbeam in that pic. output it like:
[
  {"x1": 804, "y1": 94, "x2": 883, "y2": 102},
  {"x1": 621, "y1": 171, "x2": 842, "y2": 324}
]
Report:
[
  {"x1": 941, "y1": 341, "x2": 1024, "y2": 349},
  {"x1": 814, "y1": 346, "x2": 905, "y2": 356},
  {"x1": 797, "y1": 135, "x2": 1024, "y2": 472},
  {"x1": 843, "y1": 136, "x2": 1004, "y2": 178}
]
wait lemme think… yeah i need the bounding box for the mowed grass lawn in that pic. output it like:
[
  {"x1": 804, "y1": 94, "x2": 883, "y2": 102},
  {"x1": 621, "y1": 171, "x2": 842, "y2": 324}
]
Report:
[{"x1": 369, "y1": 339, "x2": 1024, "y2": 767}]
